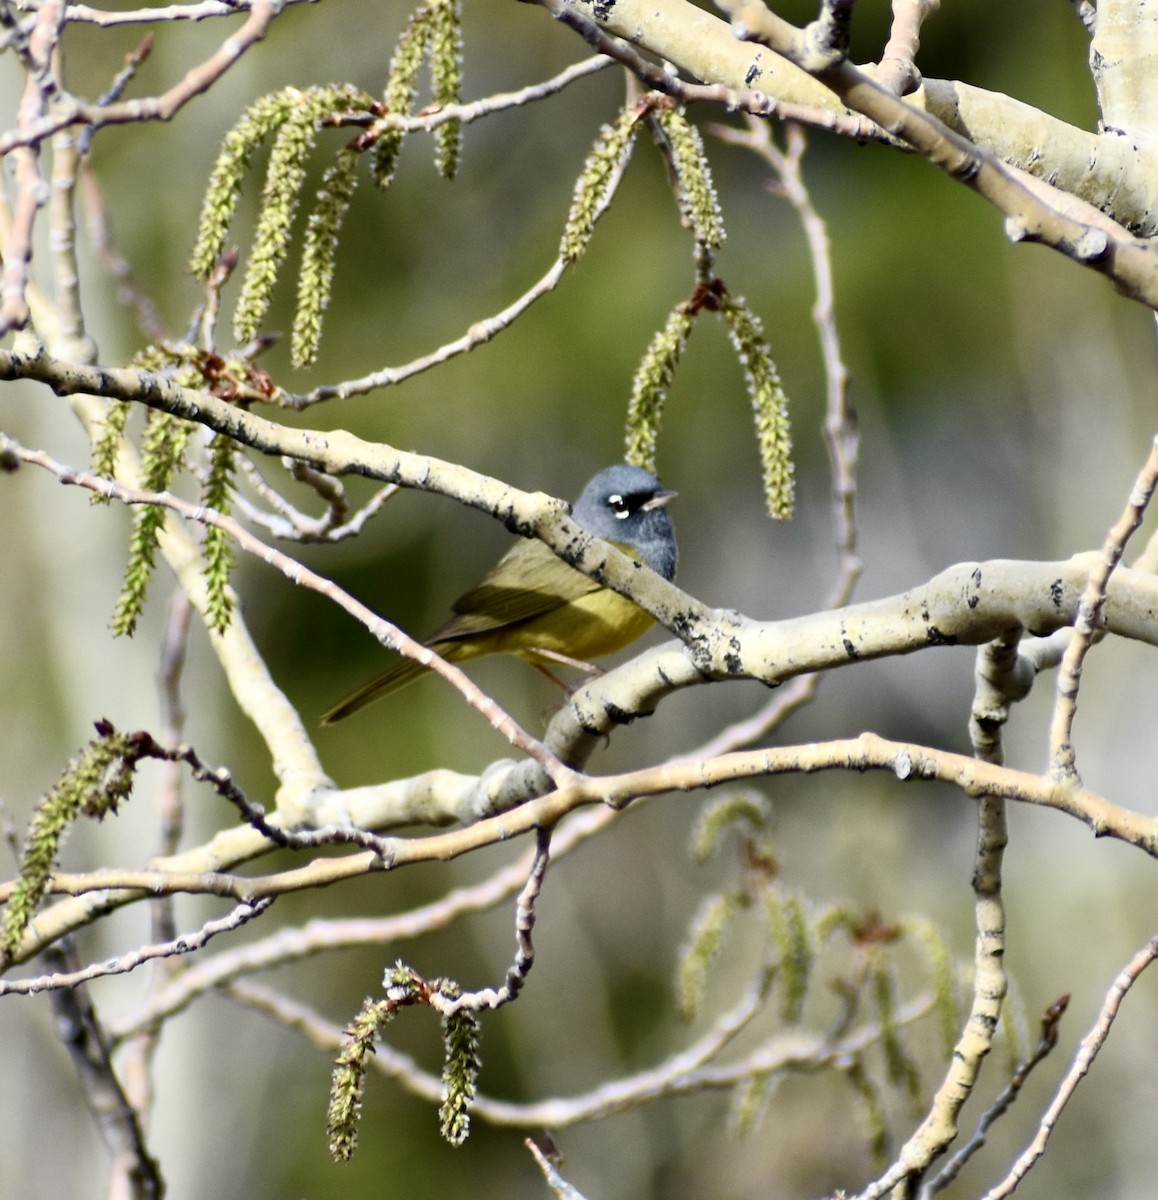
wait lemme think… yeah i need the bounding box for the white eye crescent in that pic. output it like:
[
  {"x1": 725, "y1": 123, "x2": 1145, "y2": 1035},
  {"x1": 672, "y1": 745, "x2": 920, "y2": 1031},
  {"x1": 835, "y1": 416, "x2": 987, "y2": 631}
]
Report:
[{"x1": 608, "y1": 492, "x2": 631, "y2": 519}]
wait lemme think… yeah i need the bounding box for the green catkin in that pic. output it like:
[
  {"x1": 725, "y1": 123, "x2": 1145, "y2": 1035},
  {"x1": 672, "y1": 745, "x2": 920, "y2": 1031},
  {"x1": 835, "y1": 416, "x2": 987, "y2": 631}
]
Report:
[{"x1": 561, "y1": 106, "x2": 642, "y2": 264}]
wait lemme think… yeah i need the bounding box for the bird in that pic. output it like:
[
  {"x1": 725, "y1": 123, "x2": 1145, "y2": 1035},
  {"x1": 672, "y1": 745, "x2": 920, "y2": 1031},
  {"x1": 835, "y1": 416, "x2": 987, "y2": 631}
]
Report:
[{"x1": 321, "y1": 463, "x2": 677, "y2": 723}]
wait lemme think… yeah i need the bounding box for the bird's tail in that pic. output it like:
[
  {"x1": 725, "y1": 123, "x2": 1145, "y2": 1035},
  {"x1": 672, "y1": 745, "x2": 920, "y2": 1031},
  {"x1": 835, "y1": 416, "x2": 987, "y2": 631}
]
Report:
[{"x1": 320, "y1": 646, "x2": 449, "y2": 724}]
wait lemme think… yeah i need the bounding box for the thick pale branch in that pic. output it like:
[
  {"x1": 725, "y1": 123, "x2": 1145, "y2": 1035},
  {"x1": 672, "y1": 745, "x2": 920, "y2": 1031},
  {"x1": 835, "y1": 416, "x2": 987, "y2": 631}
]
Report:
[
  {"x1": 9, "y1": 352, "x2": 1158, "y2": 691},
  {"x1": 7, "y1": 732, "x2": 1157, "y2": 941},
  {"x1": 920, "y1": 77, "x2": 1158, "y2": 236},
  {"x1": 0, "y1": 348, "x2": 708, "y2": 640},
  {"x1": 551, "y1": 0, "x2": 1158, "y2": 236},
  {"x1": 531, "y1": 0, "x2": 883, "y2": 139},
  {"x1": 554, "y1": 0, "x2": 839, "y2": 110},
  {"x1": 1090, "y1": 1, "x2": 1158, "y2": 141},
  {"x1": 721, "y1": 1, "x2": 1158, "y2": 305}
]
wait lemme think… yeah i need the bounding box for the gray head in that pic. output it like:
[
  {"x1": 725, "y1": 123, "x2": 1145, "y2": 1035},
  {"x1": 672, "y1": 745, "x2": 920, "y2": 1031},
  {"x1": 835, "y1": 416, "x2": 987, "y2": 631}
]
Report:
[{"x1": 571, "y1": 464, "x2": 678, "y2": 581}]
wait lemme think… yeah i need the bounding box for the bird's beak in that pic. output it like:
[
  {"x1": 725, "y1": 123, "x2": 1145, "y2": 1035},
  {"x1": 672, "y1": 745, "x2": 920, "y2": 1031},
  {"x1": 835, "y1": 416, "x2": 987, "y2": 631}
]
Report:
[{"x1": 642, "y1": 489, "x2": 677, "y2": 511}]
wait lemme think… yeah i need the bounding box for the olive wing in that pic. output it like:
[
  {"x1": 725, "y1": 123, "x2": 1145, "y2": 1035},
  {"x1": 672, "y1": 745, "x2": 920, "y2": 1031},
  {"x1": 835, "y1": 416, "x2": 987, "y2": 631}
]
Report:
[{"x1": 432, "y1": 538, "x2": 602, "y2": 642}]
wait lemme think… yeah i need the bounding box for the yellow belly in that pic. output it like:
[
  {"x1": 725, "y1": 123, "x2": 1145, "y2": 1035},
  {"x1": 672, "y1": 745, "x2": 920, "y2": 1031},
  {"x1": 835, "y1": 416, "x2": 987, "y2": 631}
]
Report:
[
  {"x1": 441, "y1": 587, "x2": 655, "y2": 666},
  {"x1": 515, "y1": 588, "x2": 656, "y2": 662}
]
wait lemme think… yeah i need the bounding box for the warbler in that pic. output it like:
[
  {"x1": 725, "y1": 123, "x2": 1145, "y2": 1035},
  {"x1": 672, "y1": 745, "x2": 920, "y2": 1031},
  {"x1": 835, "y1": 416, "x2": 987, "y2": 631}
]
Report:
[{"x1": 321, "y1": 463, "x2": 677, "y2": 723}]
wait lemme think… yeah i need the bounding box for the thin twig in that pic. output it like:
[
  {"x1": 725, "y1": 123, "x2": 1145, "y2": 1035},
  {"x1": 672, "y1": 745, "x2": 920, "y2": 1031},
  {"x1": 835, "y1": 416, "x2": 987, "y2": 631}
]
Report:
[
  {"x1": 115, "y1": 587, "x2": 194, "y2": 1126},
  {"x1": 923, "y1": 994, "x2": 1069, "y2": 1197},
  {"x1": 155, "y1": 588, "x2": 193, "y2": 861},
  {"x1": 982, "y1": 936, "x2": 1158, "y2": 1199},
  {"x1": 0, "y1": 899, "x2": 273, "y2": 996},
  {"x1": 43, "y1": 942, "x2": 164, "y2": 1200},
  {"x1": 225, "y1": 966, "x2": 934, "y2": 1127},
  {"x1": 526, "y1": 1138, "x2": 590, "y2": 1200},
  {"x1": 232, "y1": 455, "x2": 401, "y2": 542},
  {"x1": 289, "y1": 244, "x2": 567, "y2": 405},
  {"x1": 868, "y1": 669, "x2": 1013, "y2": 1194},
  {"x1": 0, "y1": 0, "x2": 287, "y2": 337},
  {"x1": 690, "y1": 117, "x2": 858, "y2": 756},
  {"x1": 106, "y1": 831, "x2": 574, "y2": 1038},
  {"x1": 437, "y1": 827, "x2": 551, "y2": 1017},
  {"x1": 0, "y1": 0, "x2": 284, "y2": 156},
  {"x1": 711, "y1": 116, "x2": 860, "y2": 608},
  {"x1": 1049, "y1": 434, "x2": 1158, "y2": 779},
  {"x1": 76, "y1": 156, "x2": 167, "y2": 341},
  {"x1": 48, "y1": 115, "x2": 90, "y2": 356},
  {"x1": 63, "y1": 0, "x2": 310, "y2": 25}
]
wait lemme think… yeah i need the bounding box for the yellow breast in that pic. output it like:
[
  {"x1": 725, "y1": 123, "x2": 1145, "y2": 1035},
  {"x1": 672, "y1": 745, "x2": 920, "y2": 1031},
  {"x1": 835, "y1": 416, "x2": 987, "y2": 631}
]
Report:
[{"x1": 513, "y1": 587, "x2": 656, "y2": 663}]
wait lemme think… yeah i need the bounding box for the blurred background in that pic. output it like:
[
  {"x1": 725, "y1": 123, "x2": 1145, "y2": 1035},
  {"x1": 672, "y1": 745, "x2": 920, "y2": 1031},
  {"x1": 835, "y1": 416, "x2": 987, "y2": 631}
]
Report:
[{"x1": 3, "y1": 1, "x2": 1158, "y2": 1197}]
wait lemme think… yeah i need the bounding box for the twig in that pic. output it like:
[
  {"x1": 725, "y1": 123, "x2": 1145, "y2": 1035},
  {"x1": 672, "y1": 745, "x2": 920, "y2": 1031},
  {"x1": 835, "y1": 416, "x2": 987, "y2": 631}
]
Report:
[
  {"x1": 863, "y1": 617, "x2": 1062, "y2": 1197},
  {"x1": 107, "y1": 829, "x2": 579, "y2": 1038},
  {"x1": 224, "y1": 966, "x2": 935, "y2": 1128},
  {"x1": 254, "y1": 58, "x2": 617, "y2": 406},
  {"x1": 683, "y1": 673, "x2": 823, "y2": 759},
  {"x1": 155, "y1": 588, "x2": 192, "y2": 861},
  {"x1": 43, "y1": 942, "x2": 164, "y2": 1200},
  {"x1": 711, "y1": 117, "x2": 860, "y2": 608},
  {"x1": 983, "y1": 936, "x2": 1158, "y2": 1199},
  {"x1": 232, "y1": 455, "x2": 401, "y2": 542},
  {"x1": 289, "y1": 238, "x2": 566, "y2": 405},
  {"x1": 390, "y1": 54, "x2": 615, "y2": 131},
  {"x1": 1, "y1": 3, "x2": 60, "y2": 332},
  {"x1": 687, "y1": 118, "x2": 858, "y2": 757},
  {"x1": 92, "y1": 723, "x2": 407, "y2": 861},
  {"x1": 63, "y1": 0, "x2": 309, "y2": 25},
  {"x1": 77, "y1": 29, "x2": 154, "y2": 154},
  {"x1": 0, "y1": 0, "x2": 287, "y2": 337},
  {"x1": 1049, "y1": 434, "x2": 1158, "y2": 779},
  {"x1": 526, "y1": 1137, "x2": 590, "y2": 1200},
  {"x1": 969, "y1": 632, "x2": 1035, "y2": 764},
  {"x1": 865, "y1": 731, "x2": 1011, "y2": 1193},
  {"x1": 114, "y1": 587, "x2": 195, "y2": 1124},
  {"x1": 922, "y1": 994, "x2": 1069, "y2": 1196},
  {"x1": 436, "y1": 827, "x2": 551, "y2": 1017},
  {"x1": 308, "y1": 55, "x2": 617, "y2": 141},
  {"x1": 0, "y1": 0, "x2": 285, "y2": 155},
  {"x1": 0, "y1": 899, "x2": 273, "y2": 996},
  {"x1": 48, "y1": 114, "x2": 90, "y2": 357},
  {"x1": 76, "y1": 155, "x2": 167, "y2": 342}
]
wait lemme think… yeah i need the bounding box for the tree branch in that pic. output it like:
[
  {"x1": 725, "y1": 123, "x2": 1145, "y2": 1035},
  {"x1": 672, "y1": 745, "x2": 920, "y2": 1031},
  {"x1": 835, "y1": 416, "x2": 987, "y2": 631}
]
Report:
[
  {"x1": 719, "y1": 0, "x2": 1158, "y2": 307},
  {"x1": 543, "y1": 0, "x2": 1158, "y2": 236}
]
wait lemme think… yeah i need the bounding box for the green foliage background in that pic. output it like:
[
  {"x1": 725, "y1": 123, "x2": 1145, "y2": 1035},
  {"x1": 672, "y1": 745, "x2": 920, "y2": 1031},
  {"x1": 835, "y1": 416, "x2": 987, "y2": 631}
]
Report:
[{"x1": 3, "y1": 2, "x2": 1158, "y2": 1198}]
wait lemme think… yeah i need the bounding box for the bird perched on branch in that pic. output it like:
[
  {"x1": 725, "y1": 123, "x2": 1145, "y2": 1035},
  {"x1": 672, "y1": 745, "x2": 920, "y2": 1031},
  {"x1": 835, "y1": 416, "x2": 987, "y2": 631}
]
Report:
[{"x1": 321, "y1": 463, "x2": 677, "y2": 723}]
